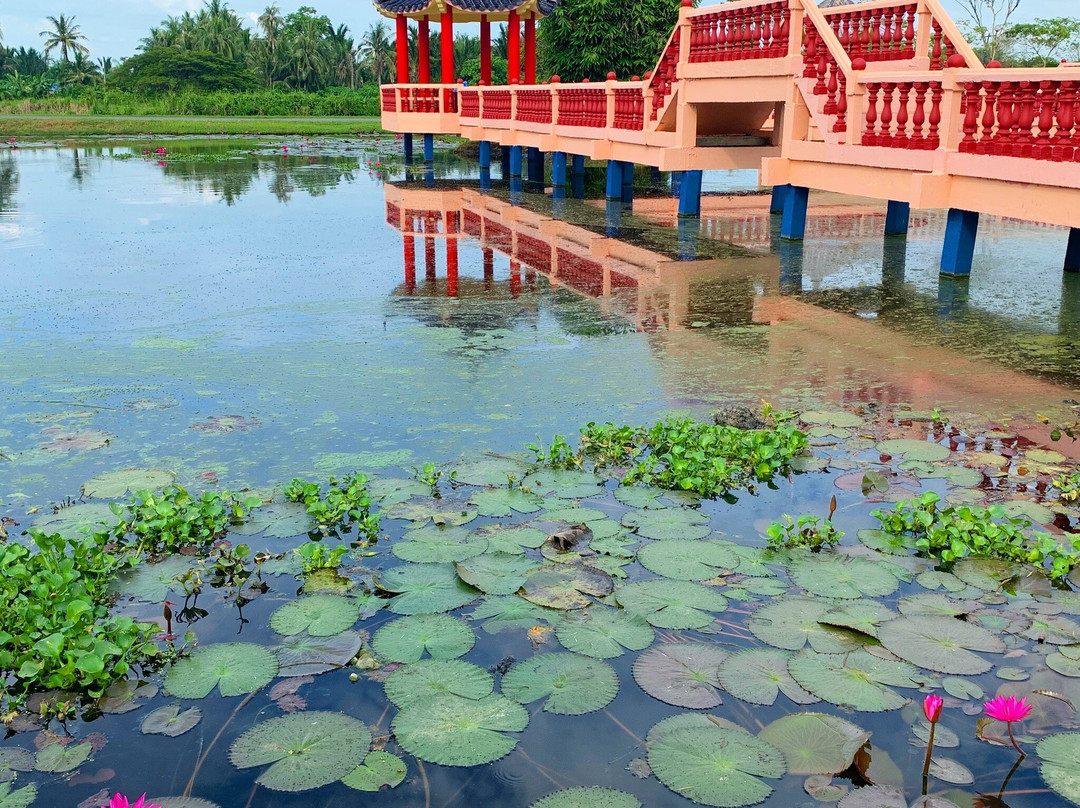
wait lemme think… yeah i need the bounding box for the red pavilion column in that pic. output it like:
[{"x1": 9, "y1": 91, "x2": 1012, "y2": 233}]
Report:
[
  {"x1": 418, "y1": 17, "x2": 431, "y2": 83},
  {"x1": 524, "y1": 14, "x2": 536, "y2": 84},
  {"x1": 510, "y1": 259, "x2": 521, "y2": 297},
  {"x1": 404, "y1": 235, "x2": 416, "y2": 293},
  {"x1": 480, "y1": 14, "x2": 492, "y2": 85},
  {"x1": 395, "y1": 14, "x2": 409, "y2": 83},
  {"x1": 440, "y1": 7, "x2": 454, "y2": 83},
  {"x1": 446, "y1": 239, "x2": 459, "y2": 297},
  {"x1": 508, "y1": 10, "x2": 520, "y2": 83},
  {"x1": 424, "y1": 232, "x2": 436, "y2": 280}
]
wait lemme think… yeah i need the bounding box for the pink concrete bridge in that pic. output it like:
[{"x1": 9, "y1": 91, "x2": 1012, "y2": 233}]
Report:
[{"x1": 375, "y1": 0, "x2": 1080, "y2": 276}]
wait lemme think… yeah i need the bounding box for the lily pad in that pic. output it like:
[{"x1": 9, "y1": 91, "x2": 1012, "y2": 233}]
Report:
[
  {"x1": 614, "y1": 486, "x2": 667, "y2": 509},
  {"x1": 616, "y1": 580, "x2": 728, "y2": 629},
  {"x1": 34, "y1": 741, "x2": 91, "y2": 773},
  {"x1": 1001, "y1": 499, "x2": 1055, "y2": 525},
  {"x1": 392, "y1": 693, "x2": 528, "y2": 766},
  {"x1": 927, "y1": 756, "x2": 973, "y2": 785},
  {"x1": 1048, "y1": 652, "x2": 1080, "y2": 677},
  {"x1": 388, "y1": 498, "x2": 478, "y2": 527},
  {"x1": 633, "y1": 642, "x2": 727, "y2": 708},
  {"x1": 470, "y1": 488, "x2": 545, "y2": 517},
  {"x1": 368, "y1": 478, "x2": 431, "y2": 506},
  {"x1": 942, "y1": 676, "x2": 984, "y2": 700},
  {"x1": 522, "y1": 469, "x2": 603, "y2": 498},
  {"x1": 229, "y1": 711, "x2": 370, "y2": 792},
  {"x1": 109, "y1": 555, "x2": 195, "y2": 602},
  {"x1": 788, "y1": 649, "x2": 920, "y2": 712},
  {"x1": 502, "y1": 652, "x2": 618, "y2": 714},
  {"x1": 276, "y1": 630, "x2": 364, "y2": 677},
  {"x1": 141, "y1": 704, "x2": 202, "y2": 737},
  {"x1": 455, "y1": 553, "x2": 540, "y2": 595},
  {"x1": 98, "y1": 680, "x2": 159, "y2": 714},
  {"x1": 951, "y1": 558, "x2": 1022, "y2": 592},
  {"x1": 555, "y1": 608, "x2": 654, "y2": 658},
  {"x1": 32, "y1": 503, "x2": 120, "y2": 541},
  {"x1": 857, "y1": 529, "x2": 917, "y2": 556},
  {"x1": 0, "y1": 784, "x2": 36, "y2": 808},
  {"x1": 897, "y1": 593, "x2": 978, "y2": 618},
  {"x1": 230, "y1": 502, "x2": 315, "y2": 539},
  {"x1": 392, "y1": 524, "x2": 488, "y2": 563},
  {"x1": 818, "y1": 602, "x2": 897, "y2": 639},
  {"x1": 802, "y1": 411, "x2": 864, "y2": 428},
  {"x1": 0, "y1": 749, "x2": 33, "y2": 784},
  {"x1": 759, "y1": 712, "x2": 871, "y2": 775},
  {"x1": 788, "y1": 553, "x2": 899, "y2": 600},
  {"x1": 838, "y1": 786, "x2": 907, "y2": 808},
  {"x1": 165, "y1": 642, "x2": 279, "y2": 698},
  {"x1": 371, "y1": 614, "x2": 476, "y2": 663},
  {"x1": 376, "y1": 563, "x2": 480, "y2": 614},
  {"x1": 716, "y1": 648, "x2": 818, "y2": 707},
  {"x1": 1014, "y1": 612, "x2": 1080, "y2": 645},
  {"x1": 877, "y1": 615, "x2": 1005, "y2": 675},
  {"x1": 530, "y1": 788, "x2": 641, "y2": 808},
  {"x1": 638, "y1": 540, "x2": 739, "y2": 581},
  {"x1": 81, "y1": 468, "x2": 175, "y2": 498},
  {"x1": 747, "y1": 597, "x2": 866, "y2": 654},
  {"x1": 384, "y1": 659, "x2": 494, "y2": 708},
  {"x1": 622, "y1": 508, "x2": 710, "y2": 540},
  {"x1": 469, "y1": 596, "x2": 557, "y2": 634},
  {"x1": 452, "y1": 457, "x2": 532, "y2": 487},
  {"x1": 476, "y1": 525, "x2": 548, "y2": 555},
  {"x1": 1037, "y1": 732, "x2": 1080, "y2": 807},
  {"x1": 342, "y1": 750, "x2": 407, "y2": 791},
  {"x1": 270, "y1": 595, "x2": 359, "y2": 637},
  {"x1": 877, "y1": 439, "x2": 950, "y2": 462},
  {"x1": 520, "y1": 564, "x2": 613, "y2": 609}
]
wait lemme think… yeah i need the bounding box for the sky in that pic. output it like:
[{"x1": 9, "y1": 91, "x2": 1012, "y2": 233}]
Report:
[{"x1": 0, "y1": 0, "x2": 1075, "y2": 61}]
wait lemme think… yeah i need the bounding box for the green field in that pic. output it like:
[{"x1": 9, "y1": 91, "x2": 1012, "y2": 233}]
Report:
[{"x1": 0, "y1": 115, "x2": 386, "y2": 138}]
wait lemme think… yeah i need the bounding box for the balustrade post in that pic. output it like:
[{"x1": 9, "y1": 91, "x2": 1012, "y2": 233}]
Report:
[
  {"x1": 977, "y1": 81, "x2": 997, "y2": 155},
  {"x1": 606, "y1": 73, "x2": 617, "y2": 129},
  {"x1": 928, "y1": 82, "x2": 943, "y2": 149},
  {"x1": 1054, "y1": 81, "x2": 1075, "y2": 162},
  {"x1": 864, "y1": 82, "x2": 880, "y2": 146},
  {"x1": 879, "y1": 83, "x2": 895, "y2": 146},
  {"x1": 914, "y1": 0, "x2": 933, "y2": 68},
  {"x1": 895, "y1": 82, "x2": 911, "y2": 147},
  {"x1": 1035, "y1": 80, "x2": 1056, "y2": 160},
  {"x1": 959, "y1": 81, "x2": 979, "y2": 152},
  {"x1": 911, "y1": 81, "x2": 927, "y2": 147}
]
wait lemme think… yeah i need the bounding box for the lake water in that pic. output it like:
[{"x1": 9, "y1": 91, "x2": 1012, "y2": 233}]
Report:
[{"x1": 2, "y1": 137, "x2": 1080, "y2": 808}]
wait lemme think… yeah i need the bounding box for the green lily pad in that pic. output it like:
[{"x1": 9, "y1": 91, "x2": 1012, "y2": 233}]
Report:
[
  {"x1": 614, "y1": 486, "x2": 667, "y2": 509},
  {"x1": 230, "y1": 502, "x2": 315, "y2": 539},
  {"x1": 34, "y1": 741, "x2": 91, "y2": 773},
  {"x1": 371, "y1": 614, "x2": 475, "y2": 663},
  {"x1": 928, "y1": 756, "x2": 973, "y2": 785},
  {"x1": 165, "y1": 642, "x2": 279, "y2": 698},
  {"x1": 470, "y1": 488, "x2": 544, "y2": 517},
  {"x1": 818, "y1": 602, "x2": 897, "y2": 639},
  {"x1": 1048, "y1": 652, "x2": 1080, "y2": 677},
  {"x1": 0, "y1": 784, "x2": 36, "y2": 808},
  {"x1": 638, "y1": 540, "x2": 739, "y2": 581},
  {"x1": 1001, "y1": 500, "x2": 1055, "y2": 525},
  {"x1": 716, "y1": 648, "x2": 818, "y2": 707},
  {"x1": 98, "y1": 679, "x2": 158, "y2": 714},
  {"x1": 388, "y1": 498, "x2": 478, "y2": 527},
  {"x1": 857, "y1": 529, "x2": 917, "y2": 556},
  {"x1": 141, "y1": 704, "x2": 202, "y2": 737},
  {"x1": 877, "y1": 615, "x2": 1005, "y2": 675},
  {"x1": 897, "y1": 593, "x2": 978, "y2": 618},
  {"x1": 476, "y1": 525, "x2": 548, "y2": 555},
  {"x1": 469, "y1": 596, "x2": 558, "y2": 634},
  {"x1": 788, "y1": 553, "x2": 899, "y2": 600},
  {"x1": 522, "y1": 469, "x2": 603, "y2": 498},
  {"x1": 555, "y1": 608, "x2": 654, "y2": 659},
  {"x1": 942, "y1": 676, "x2": 984, "y2": 700},
  {"x1": 915, "y1": 569, "x2": 983, "y2": 598},
  {"x1": 1038, "y1": 732, "x2": 1080, "y2": 806},
  {"x1": 455, "y1": 553, "x2": 540, "y2": 595},
  {"x1": 392, "y1": 693, "x2": 529, "y2": 766},
  {"x1": 836, "y1": 786, "x2": 907, "y2": 808},
  {"x1": 951, "y1": 558, "x2": 1023, "y2": 591},
  {"x1": 109, "y1": 554, "x2": 195, "y2": 602},
  {"x1": 275, "y1": 630, "x2": 364, "y2": 677},
  {"x1": 788, "y1": 649, "x2": 920, "y2": 712},
  {"x1": 1026, "y1": 449, "x2": 1067, "y2": 465},
  {"x1": 81, "y1": 468, "x2": 175, "y2": 498},
  {"x1": 0, "y1": 749, "x2": 33, "y2": 784},
  {"x1": 270, "y1": 595, "x2": 359, "y2": 637},
  {"x1": 530, "y1": 788, "x2": 641, "y2": 808},
  {"x1": 877, "y1": 439, "x2": 950, "y2": 462},
  {"x1": 541, "y1": 506, "x2": 609, "y2": 524},
  {"x1": 759, "y1": 712, "x2": 870, "y2": 775},
  {"x1": 368, "y1": 478, "x2": 431, "y2": 506},
  {"x1": 376, "y1": 563, "x2": 480, "y2": 615},
  {"x1": 32, "y1": 503, "x2": 120, "y2": 540},
  {"x1": 616, "y1": 580, "x2": 728, "y2": 629},
  {"x1": 912, "y1": 721, "x2": 960, "y2": 748},
  {"x1": 633, "y1": 642, "x2": 727, "y2": 708},
  {"x1": 315, "y1": 450, "x2": 412, "y2": 473},
  {"x1": 384, "y1": 659, "x2": 494, "y2": 708},
  {"x1": 748, "y1": 597, "x2": 867, "y2": 654},
  {"x1": 520, "y1": 564, "x2": 613, "y2": 609},
  {"x1": 622, "y1": 508, "x2": 710, "y2": 540},
  {"x1": 342, "y1": 750, "x2": 407, "y2": 791},
  {"x1": 502, "y1": 652, "x2": 618, "y2": 714},
  {"x1": 453, "y1": 457, "x2": 532, "y2": 487},
  {"x1": 649, "y1": 725, "x2": 785, "y2": 807},
  {"x1": 392, "y1": 524, "x2": 488, "y2": 563},
  {"x1": 1014, "y1": 613, "x2": 1080, "y2": 645},
  {"x1": 801, "y1": 411, "x2": 864, "y2": 428},
  {"x1": 229, "y1": 711, "x2": 370, "y2": 792}
]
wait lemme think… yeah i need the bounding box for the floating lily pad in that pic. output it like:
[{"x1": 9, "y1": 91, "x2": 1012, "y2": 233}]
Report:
[
  {"x1": 276, "y1": 630, "x2": 364, "y2": 677},
  {"x1": 469, "y1": 596, "x2": 557, "y2": 634},
  {"x1": 315, "y1": 450, "x2": 413, "y2": 473},
  {"x1": 633, "y1": 642, "x2": 727, "y2": 708},
  {"x1": 32, "y1": 503, "x2": 120, "y2": 540},
  {"x1": 109, "y1": 555, "x2": 195, "y2": 602},
  {"x1": 555, "y1": 608, "x2": 654, "y2": 659},
  {"x1": 384, "y1": 659, "x2": 494, "y2": 708},
  {"x1": 476, "y1": 525, "x2": 548, "y2": 555},
  {"x1": 915, "y1": 569, "x2": 983, "y2": 598},
  {"x1": 542, "y1": 506, "x2": 609, "y2": 525},
  {"x1": 392, "y1": 693, "x2": 528, "y2": 766},
  {"x1": 789, "y1": 553, "x2": 899, "y2": 600},
  {"x1": 1014, "y1": 613, "x2": 1080, "y2": 645},
  {"x1": 857, "y1": 529, "x2": 917, "y2": 556},
  {"x1": 270, "y1": 595, "x2": 359, "y2": 637},
  {"x1": 788, "y1": 649, "x2": 920, "y2": 712},
  {"x1": 530, "y1": 787, "x2": 641, "y2": 808},
  {"x1": 614, "y1": 486, "x2": 667, "y2": 509},
  {"x1": 838, "y1": 786, "x2": 907, "y2": 808},
  {"x1": 0, "y1": 784, "x2": 36, "y2": 808},
  {"x1": 342, "y1": 750, "x2": 407, "y2": 791},
  {"x1": 897, "y1": 593, "x2": 977, "y2": 618},
  {"x1": 818, "y1": 602, "x2": 897, "y2": 639},
  {"x1": 622, "y1": 508, "x2": 710, "y2": 540},
  {"x1": 748, "y1": 597, "x2": 866, "y2": 654},
  {"x1": 165, "y1": 642, "x2": 279, "y2": 698},
  {"x1": 1037, "y1": 732, "x2": 1080, "y2": 807},
  {"x1": 392, "y1": 524, "x2": 488, "y2": 563},
  {"x1": 502, "y1": 652, "x2": 618, "y2": 714},
  {"x1": 81, "y1": 468, "x2": 175, "y2": 498},
  {"x1": 942, "y1": 676, "x2": 984, "y2": 700},
  {"x1": 801, "y1": 411, "x2": 864, "y2": 428},
  {"x1": 455, "y1": 553, "x2": 540, "y2": 595},
  {"x1": 951, "y1": 558, "x2": 1022, "y2": 591},
  {"x1": 911, "y1": 721, "x2": 959, "y2": 749},
  {"x1": 759, "y1": 713, "x2": 870, "y2": 775},
  {"x1": 368, "y1": 478, "x2": 431, "y2": 506},
  {"x1": 649, "y1": 725, "x2": 785, "y2": 807},
  {"x1": 0, "y1": 749, "x2": 33, "y2": 784},
  {"x1": 522, "y1": 469, "x2": 603, "y2": 498},
  {"x1": 141, "y1": 704, "x2": 202, "y2": 737},
  {"x1": 927, "y1": 756, "x2": 973, "y2": 785},
  {"x1": 372, "y1": 614, "x2": 476, "y2": 663},
  {"x1": 376, "y1": 563, "x2": 480, "y2": 614},
  {"x1": 150, "y1": 799, "x2": 221, "y2": 808},
  {"x1": 877, "y1": 439, "x2": 950, "y2": 462},
  {"x1": 34, "y1": 741, "x2": 91, "y2": 773},
  {"x1": 230, "y1": 502, "x2": 315, "y2": 538},
  {"x1": 39, "y1": 428, "x2": 113, "y2": 451},
  {"x1": 388, "y1": 498, "x2": 478, "y2": 527},
  {"x1": 229, "y1": 711, "x2": 370, "y2": 792},
  {"x1": 638, "y1": 540, "x2": 739, "y2": 581},
  {"x1": 1048, "y1": 652, "x2": 1080, "y2": 677},
  {"x1": 98, "y1": 680, "x2": 158, "y2": 714},
  {"x1": 716, "y1": 648, "x2": 818, "y2": 707},
  {"x1": 617, "y1": 580, "x2": 727, "y2": 629},
  {"x1": 877, "y1": 615, "x2": 1004, "y2": 675},
  {"x1": 453, "y1": 458, "x2": 532, "y2": 487},
  {"x1": 470, "y1": 488, "x2": 544, "y2": 517},
  {"x1": 520, "y1": 564, "x2": 613, "y2": 609},
  {"x1": 1001, "y1": 500, "x2": 1055, "y2": 525}
]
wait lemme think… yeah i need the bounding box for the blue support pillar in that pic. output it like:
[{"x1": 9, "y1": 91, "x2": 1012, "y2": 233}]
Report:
[
  {"x1": 1066, "y1": 228, "x2": 1080, "y2": 273},
  {"x1": 621, "y1": 162, "x2": 635, "y2": 207},
  {"x1": 605, "y1": 160, "x2": 622, "y2": 200},
  {"x1": 677, "y1": 170, "x2": 703, "y2": 218},
  {"x1": 937, "y1": 276, "x2": 970, "y2": 316},
  {"x1": 527, "y1": 147, "x2": 543, "y2": 184},
  {"x1": 882, "y1": 237, "x2": 907, "y2": 291},
  {"x1": 670, "y1": 171, "x2": 684, "y2": 198},
  {"x1": 769, "y1": 183, "x2": 790, "y2": 214},
  {"x1": 479, "y1": 140, "x2": 491, "y2": 170},
  {"x1": 551, "y1": 152, "x2": 567, "y2": 187},
  {"x1": 884, "y1": 200, "x2": 910, "y2": 236},
  {"x1": 940, "y1": 208, "x2": 980, "y2": 276},
  {"x1": 423, "y1": 134, "x2": 434, "y2": 163},
  {"x1": 780, "y1": 185, "x2": 810, "y2": 240},
  {"x1": 509, "y1": 146, "x2": 523, "y2": 178},
  {"x1": 403, "y1": 133, "x2": 414, "y2": 165},
  {"x1": 480, "y1": 168, "x2": 492, "y2": 190},
  {"x1": 424, "y1": 165, "x2": 435, "y2": 188},
  {"x1": 571, "y1": 154, "x2": 586, "y2": 199},
  {"x1": 500, "y1": 146, "x2": 511, "y2": 179}
]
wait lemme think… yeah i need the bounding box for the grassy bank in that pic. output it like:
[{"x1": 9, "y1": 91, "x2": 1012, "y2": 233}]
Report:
[{"x1": 0, "y1": 115, "x2": 385, "y2": 138}]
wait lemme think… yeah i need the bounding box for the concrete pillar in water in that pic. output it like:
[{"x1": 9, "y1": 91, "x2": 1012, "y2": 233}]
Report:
[
  {"x1": 882, "y1": 237, "x2": 907, "y2": 291},
  {"x1": 423, "y1": 134, "x2": 434, "y2": 163},
  {"x1": 780, "y1": 185, "x2": 810, "y2": 240},
  {"x1": 884, "y1": 200, "x2": 910, "y2": 236},
  {"x1": 940, "y1": 209, "x2": 979, "y2": 276},
  {"x1": 480, "y1": 168, "x2": 492, "y2": 190},
  {"x1": 510, "y1": 177, "x2": 523, "y2": 205},
  {"x1": 551, "y1": 152, "x2": 567, "y2": 187},
  {"x1": 678, "y1": 170, "x2": 702, "y2": 218},
  {"x1": 605, "y1": 160, "x2": 622, "y2": 200},
  {"x1": 1066, "y1": 228, "x2": 1080, "y2": 273},
  {"x1": 937, "y1": 275, "x2": 970, "y2": 316},
  {"x1": 403, "y1": 133, "x2": 414, "y2": 165},
  {"x1": 479, "y1": 140, "x2": 491, "y2": 170},
  {"x1": 571, "y1": 154, "x2": 585, "y2": 199},
  {"x1": 552, "y1": 187, "x2": 567, "y2": 220},
  {"x1": 527, "y1": 147, "x2": 543, "y2": 184},
  {"x1": 510, "y1": 259, "x2": 521, "y2": 297},
  {"x1": 509, "y1": 146, "x2": 523, "y2": 178},
  {"x1": 483, "y1": 248, "x2": 494, "y2": 283},
  {"x1": 769, "y1": 184, "x2": 790, "y2": 214},
  {"x1": 621, "y1": 162, "x2": 635, "y2": 207}
]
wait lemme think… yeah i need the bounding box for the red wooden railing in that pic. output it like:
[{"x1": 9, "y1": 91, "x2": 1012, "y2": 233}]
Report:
[
  {"x1": 483, "y1": 89, "x2": 512, "y2": 120},
  {"x1": 861, "y1": 80, "x2": 944, "y2": 148},
  {"x1": 381, "y1": 88, "x2": 396, "y2": 112},
  {"x1": 614, "y1": 88, "x2": 646, "y2": 130},
  {"x1": 557, "y1": 88, "x2": 608, "y2": 127},
  {"x1": 517, "y1": 88, "x2": 553, "y2": 124},
  {"x1": 803, "y1": 23, "x2": 848, "y2": 133},
  {"x1": 649, "y1": 31, "x2": 681, "y2": 121},
  {"x1": 688, "y1": 1, "x2": 790, "y2": 62},
  {"x1": 822, "y1": 4, "x2": 916, "y2": 63},
  {"x1": 460, "y1": 89, "x2": 480, "y2": 118},
  {"x1": 928, "y1": 19, "x2": 961, "y2": 70},
  {"x1": 959, "y1": 79, "x2": 1080, "y2": 161}
]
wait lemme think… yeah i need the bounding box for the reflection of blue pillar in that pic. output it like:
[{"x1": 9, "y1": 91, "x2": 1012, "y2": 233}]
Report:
[
  {"x1": 509, "y1": 146, "x2": 523, "y2": 178},
  {"x1": 552, "y1": 152, "x2": 567, "y2": 187},
  {"x1": 670, "y1": 171, "x2": 684, "y2": 198},
  {"x1": 423, "y1": 134, "x2": 434, "y2": 163},
  {"x1": 769, "y1": 183, "x2": 790, "y2": 214},
  {"x1": 621, "y1": 162, "x2": 635, "y2": 207},
  {"x1": 479, "y1": 140, "x2": 491, "y2": 170},
  {"x1": 940, "y1": 208, "x2": 979, "y2": 276},
  {"x1": 606, "y1": 160, "x2": 622, "y2": 200},
  {"x1": 1066, "y1": 228, "x2": 1080, "y2": 273},
  {"x1": 780, "y1": 185, "x2": 809, "y2": 240},
  {"x1": 885, "y1": 200, "x2": 910, "y2": 236},
  {"x1": 677, "y1": 218, "x2": 697, "y2": 261},
  {"x1": 937, "y1": 275, "x2": 970, "y2": 316},
  {"x1": 500, "y1": 146, "x2": 511, "y2": 178},
  {"x1": 527, "y1": 147, "x2": 543, "y2": 184},
  {"x1": 480, "y1": 168, "x2": 492, "y2": 190},
  {"x1": 677, "y1": 170, "x2": 702, "y2": 218},
  {"x1": 424, "y1": 166, "x2": 435, "y2": 188},
  {"x1": 605, "y1": 198, "x2": 623, "y2": 237},
  {"x1": 882, "y1": 237, "x2": 907, "y2": 290},
  {"x1": 778, "y1": 239, "x2": 804, "y2": 295},
  {"x1": 552, "y1": 187, "x2": 567, "y2": 220},
  {"x1": 404, "y1": 133, "x2": 414, "y2": 165},
  {"x1": 510, "y1": 177, "x2": 523, "y2": 205},
  {"x1": 571, "y1": 154, "x2": 585, "y2": 199}
]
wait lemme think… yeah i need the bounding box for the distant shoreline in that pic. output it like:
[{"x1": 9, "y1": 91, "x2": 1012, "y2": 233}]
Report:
[{"x1": 0, "y1": 115, "x2": 386, "y2": 138}]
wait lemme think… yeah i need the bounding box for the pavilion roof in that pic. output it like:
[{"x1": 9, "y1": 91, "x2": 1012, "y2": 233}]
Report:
[{"x1": 372, "y1": 0, "x2": 557, "y2": 22}]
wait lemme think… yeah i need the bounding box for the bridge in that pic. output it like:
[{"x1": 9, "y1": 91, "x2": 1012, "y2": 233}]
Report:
[{"x1": 374, "y1": 0, "x2": 1080, "y2": 277}]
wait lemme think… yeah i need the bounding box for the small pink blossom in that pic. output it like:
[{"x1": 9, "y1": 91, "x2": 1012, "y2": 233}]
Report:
[
  {"x1": 984, "y1": 695, "x2": 1032, "y2": 724},
  {"x1": 923, "y1": 693, "x2": 943, "y2": 723},
  {"x1": 104, "y1": 794, "x2": 162, "y2": 808}
]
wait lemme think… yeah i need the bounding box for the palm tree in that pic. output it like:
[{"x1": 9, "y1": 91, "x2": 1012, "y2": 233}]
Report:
[
  {"x1": 287, "y1": 16, "x2": 330, "y2": 90},
  {"x1": 359, "y1": 22, "x2": 394, "y2": 85},
  {"x1": 327, "y1": 24, "x2": 357, "y2": 89},
  {"x1": 63, "y1": 52, "x2": 102, "y2": 85},
  {"x1": 40, "y1": 14, "x2": 90, "y2": 63},
  {"x1": 96, "y1": 56, "x2": 113, "y2": 81}
]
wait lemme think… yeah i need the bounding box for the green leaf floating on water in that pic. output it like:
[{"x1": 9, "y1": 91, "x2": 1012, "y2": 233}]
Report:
[
  {"x1": 897, "y1": 593, "x2": 978, "y2": 618},
  {"x1": 276, "y1": 630, "x2": 364, "y2": 677},
  {"x1": 342, "y1": 750, "x2": 407, "y2": 791},
  {"x1": 530, "y1": 787, "x2": 641, "y2": 808},
  {"x1": 758, "y1": 712, "x2": 871, "y2": 775},
  {"x1": 469, "y1": 596, "x2": 558, "y2": 634},
  {"x1": 371, "y1": 614, "x2": 476, "y2": 663},
  {"x1": 877, "y1": 615, "x2": 1005, "y2": 675},
  {"x1": 384, "y1": 659, "x2": 494, "y2": 708},
  {"x1": 621, "y1": 508, "x2": 710, "y2": 540},
  {"x1": 34, "y1": 741, "x2": 91, "y2": 773},
  {"x1": 637, "y1": 540, "x2": 739, "y2": 581},
  {"x1": 109, "y1": 554, "x2": 195, "y2": 602},
  {"x1": 376, "y1": 563, "x2": 480, "y2": 614},
  {"x1": 716, "y1": 648, "x2": 818, "y2": 707},
  {"x1": 633, "y1": 642, "x2": 727, "y2": 709},
  {"x1": 452, "y1": 457, "x2": 532, "y2": 487},
  {"x1": 269, "y1": 595, "x2": 359, "y2": 637},
  {"x1": 1037, "y1": 732, "x2": 1080, "y2": 807},
  {"x1": 388, "y1": 497, "x2": 479, "y2": 526},
  {"x1": 787, "y1": 649, "x2": 921, "y2": 712},
  {"x1": 475, "y1": 524, "x2": 548, "y2": 555},
  {"x1": 801, "y1": 411, "x2": 864, "y2": 428},
  {"x1": 165, "y1": 642, "x2": 279, "y2": 698},
  {"x1": 392, "y1": 524, "x2": 488, "y2": 564},
  {"x1": 950, "y1": 557, "x2": 1023, "y2": 592},
  {"x1": 81, "y1": 468, "x2": 175, "y2": 498},
  {"x1": 616, "y1": 580, "x2": 728, "y2": 629},
  {"x1": 613, "y1": 486, "x2": 668, "y2": 509},
  {"x1": 0, "y1": 784, "x2": 36, "y2": 808},
  {"x1": 748, "y1": 597, "x2": 866, "y2": 653},
  {"x1": 788, "y1": 553, "x2": 900, "y2": 600},
  {"x1": 392, "y1": 693, "x2": 529, "y2": 766},
  {"x1": 141, "y1": 704, "x2": 202, "y2": 737},
  {"x1": 522, "y1": 469, "x2": 603, "y2": 498},
  {"x1": 455, "y1": 553, "x2": 540, "y2": 595},
  {"x1": 229, "y1": 502, "x2": 314, "y2": 539},
  {"x1": 648, "y1": 725, "x2": 786, "y2": 807},
  {"x1": 817, "y1": 602, "x2": 898, "y2": 639},
  {"x1": 857, "y1": 529, "x2": 917, "y2": 556},
  {"x1": 368, "y1": 477, "x2": 431, "y2": 507},
  {"x1": 31, "y1": 503, "x2": 120, "y2": 541},
  {"x1": 148, "y1": 800, "x2": 222, "y2": 808},
  {"x1": 470, "y1": 487, "x2": 544, "y2": 517},
  {"x1": 0, "y1": 749, "x2": 33, "y2": 784},
  {"x1": 520, "y1": 564, "x2": 613, "y2": 609},
  {"x1": 876, "y1": 439, "x2": 950, "y2": 462},
  {"x1": 229, "y1": 711, "x2": 370, "y2": 792},
  {"x1": 555, "y1": 607, "x2": 654, "y2": 659},
  {"x1": 502, "y1": 652, "x2": 618, "y2": 714}
]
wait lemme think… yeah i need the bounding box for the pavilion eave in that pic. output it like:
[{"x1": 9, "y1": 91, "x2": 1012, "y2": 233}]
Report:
[{"x1": 374, "y1": 0, "x2": 549, "y2": 21}]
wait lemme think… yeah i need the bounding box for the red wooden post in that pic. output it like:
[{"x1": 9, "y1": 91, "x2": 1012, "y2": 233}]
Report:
[
  {"x1": 978, "y1": 81, "x2": 997, "y2": 155},
  {"x1": 446, "y1": 238, "x2": 459, "y2": 298},
  {"x1": 418, "y1": 17, "x2": 431, "y2": 83},
  {"x1": 524, "y1": 14, "x2": 537, "y2": 84},
  {"x1": 440, "y1": 7, "x2": 454, "y2": 83},
  {"x1": 396, "y1": 14, "x2": 409, "y2": 83},
  {"x1": 1035, "y1": 80, "x2": 1056, "y2": 159},
  {"x1": 404, "y1": 235, "x2": 416, "y2": 293},
  {"x1": 508, "y1": 10, "x2": 521, "y2": 84},
  {"x1": 480, "y1": 15, "x2": 491, "y2": 85}
]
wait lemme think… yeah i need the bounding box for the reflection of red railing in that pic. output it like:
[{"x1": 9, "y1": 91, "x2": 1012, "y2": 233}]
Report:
[
  {"x1": 803, "y1": 23, "x2": 847, "y2": 133},
  {"x1": 688, "y1": 1, "x2": 790, "y2": 62},
  {"x1": 381, "y1": 88, "x2": 396, "y2": 112},
  {"x1": 861, "y1": 80, "x2": 943, "y2": 148},
  {"x1": 614, "y1": 88, "x2": 645, "y2": 130},
  {"x1": 959, "y1": 78, "x2": 1080, "y2": 161},
  {"x1": 649, "y1": 31, "x2": 680, "y2": 121},
  {"x1": 558, "y1": 88, "x2": 608, "y2": 127},
  {"x1": 484, "y1": 90, "x2": 512, "y2": 120},
  {"x1": 517, "y1": 89, "x2": 553, "y2": 124},
  {"x1": 822, "y1": 4, "x2": 916, "y2": 63},
  {"x1": 460, "y1": 89, "x2": 480, "y2": 118}
]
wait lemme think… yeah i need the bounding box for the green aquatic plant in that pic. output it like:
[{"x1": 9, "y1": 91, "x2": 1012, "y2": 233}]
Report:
[
  {"x1": 284, "y1": 473, "x2": 381, "y2": 542},
  {"x1": 766, "y1": 498, "x2": 843, "y2": 551},
  {"x1": 525, "y1": 434, "x2": 581, "y2": 470},
  {"x1": 577, "y1": 421, "x2": 644, "y2": 467},
  {"x1": 103, "y1": 485, "x2": 258, "y2": 554},
  {"x1": 411, "y1": 462, "x2": 455, "y2": 495},
  {"x1": 294, "y1": 541, "x2": 349, "y2": 573},
  {"x1": 1053, "y1": 470, "x2": 1080, "y2": 503}
]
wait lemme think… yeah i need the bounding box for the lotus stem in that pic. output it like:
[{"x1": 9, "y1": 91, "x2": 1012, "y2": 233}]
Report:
[
  {"x1": 921, "y1": 721, "x2": 936, "y2": 789},
  {"x1": 998, "y1": 752, "x2": 1024, "y2": 797},
  {"x1": 1007, "y1": 721, "x2": 1026, "y2": 759}
]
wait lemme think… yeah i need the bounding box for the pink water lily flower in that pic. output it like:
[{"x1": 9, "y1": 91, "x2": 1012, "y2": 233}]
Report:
[
  {"x1": 104, "y1": 794, "x2": 162, "y2": 808},
  {"x1": 983, "y1": 695, "x2": 1032, "y2": 757}
]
